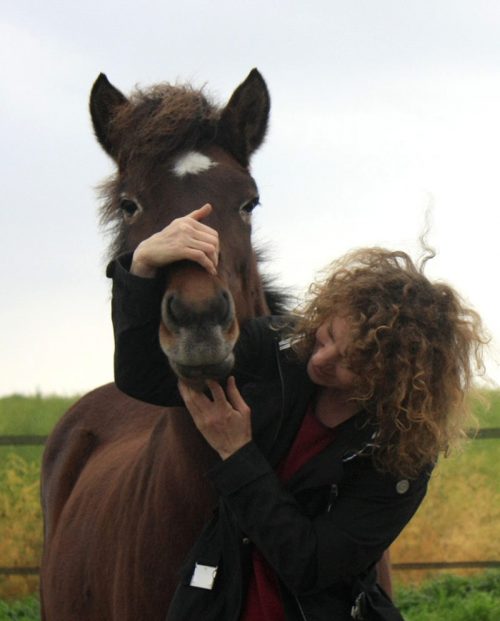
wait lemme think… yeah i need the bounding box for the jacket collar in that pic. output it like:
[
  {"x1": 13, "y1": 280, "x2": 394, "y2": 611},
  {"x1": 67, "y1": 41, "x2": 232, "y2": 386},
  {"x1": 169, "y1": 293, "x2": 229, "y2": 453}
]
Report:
[
  {"x1": 286, "y1": 409, "x2": 378, "y2": 492},
  {"x1": 247, "y1": 333, "x2": 379, "y2": 490}
]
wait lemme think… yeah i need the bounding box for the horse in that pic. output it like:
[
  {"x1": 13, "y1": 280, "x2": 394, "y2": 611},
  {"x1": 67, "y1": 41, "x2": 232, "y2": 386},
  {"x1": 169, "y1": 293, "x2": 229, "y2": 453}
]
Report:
[
  {"x1": 40, "y1": 68, "x2": 279, "y2": 621},
  {"x1": 40, "y1": 69, "x2": 392, "y2": 621}
]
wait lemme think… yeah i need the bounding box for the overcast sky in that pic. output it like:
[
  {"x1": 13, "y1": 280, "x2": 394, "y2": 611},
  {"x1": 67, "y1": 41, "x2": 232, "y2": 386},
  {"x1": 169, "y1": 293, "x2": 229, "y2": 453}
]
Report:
[{"x1": 2, "y1": 1, "x2": 499, "y2": 395}]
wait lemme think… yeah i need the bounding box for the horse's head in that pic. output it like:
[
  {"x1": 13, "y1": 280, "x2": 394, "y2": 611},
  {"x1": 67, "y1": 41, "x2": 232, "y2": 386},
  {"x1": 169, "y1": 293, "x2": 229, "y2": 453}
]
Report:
[{"x1": 90, "y1": 70, "x2": 271, "y2": 385}]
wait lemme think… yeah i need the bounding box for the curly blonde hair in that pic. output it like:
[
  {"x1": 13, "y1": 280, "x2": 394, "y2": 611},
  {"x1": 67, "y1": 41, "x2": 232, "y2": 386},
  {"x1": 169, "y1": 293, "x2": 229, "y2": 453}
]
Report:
[{"x1": 292, "y1": 248, "x2": 488, "y2": 478}]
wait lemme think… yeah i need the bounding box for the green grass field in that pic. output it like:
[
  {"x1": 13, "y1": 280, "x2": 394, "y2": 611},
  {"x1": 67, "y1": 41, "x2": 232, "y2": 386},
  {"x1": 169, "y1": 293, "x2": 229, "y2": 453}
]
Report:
[
  {"x1": 396, "y1": 571, "x2": 500, "y2": 621},
  {"x1": 1, "y1": 572, "x2": 499, "y2": 621},
  {"x1": 0, "y1": 394, "x2": 80, "y2": 600},
  {"x1": 0, "y1": 390, "x2": 499, "y2": 610},
  {"x1": 0, "y1": 394, "x2": 78, "y2": 465},
  {"x1": 0, "y1": 394, "x2": 79, "y2": 433},
  {"x1": 391, "y1": 389, "x2": 500, "y2": 584}
]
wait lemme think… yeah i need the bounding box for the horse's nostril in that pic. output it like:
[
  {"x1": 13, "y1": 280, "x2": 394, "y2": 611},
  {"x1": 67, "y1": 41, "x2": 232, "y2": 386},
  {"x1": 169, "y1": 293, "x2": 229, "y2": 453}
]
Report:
[
  {"x1": 165, "y1": 290, "x2": 233, "y2": 328},
  {"x1": 218, "y1": 290, "x2": 232, "y2": 324},
  {"x1": 167, "y1": 294, "x2": 184, "y2": 324}
]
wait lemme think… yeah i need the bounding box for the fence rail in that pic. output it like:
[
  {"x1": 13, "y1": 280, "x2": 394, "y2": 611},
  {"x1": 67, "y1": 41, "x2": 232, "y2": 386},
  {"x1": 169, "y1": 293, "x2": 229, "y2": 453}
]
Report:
[
  {"x1": 1, "y1": 430, "x2": 499, "y2": 579},
  {"x1": 2, "y1": 562, "x2": 500, "y2": 577},
  {"x1": 0, "y1": 567, "x2": 39, "y2": 576},
  {"x1": 1, "y1": 428, "x2": 500, "y2": 447},
  {"x1": 392, "y1": 561, "x2": 500, "y2": 570},
  {"x1": 0, "y1": 435, "x2": 48, "y2": 446}
]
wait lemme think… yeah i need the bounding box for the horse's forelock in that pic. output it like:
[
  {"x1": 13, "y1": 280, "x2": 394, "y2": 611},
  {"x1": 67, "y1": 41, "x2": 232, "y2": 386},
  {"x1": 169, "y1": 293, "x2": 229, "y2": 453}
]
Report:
[
  {"x1": 97, "y1": 84, "x2": 223, "y2": 261},
  {"x1": 111, "y1": 84, "x2": 220, "y2": 167}
]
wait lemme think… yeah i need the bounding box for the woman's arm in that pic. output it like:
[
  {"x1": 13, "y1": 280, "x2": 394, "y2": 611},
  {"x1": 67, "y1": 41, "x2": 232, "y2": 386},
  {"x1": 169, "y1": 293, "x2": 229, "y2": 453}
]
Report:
[
  {"x1": 211, "y1": 444, "x2": 428, "y2": 594},
  {"x1": 180, "y1": 380, "x2": 429, "y2": 594},
  {"x1": 108, "y1": 254, "x2": 180, "y2": 405},
  {"x1": 108, "y1": 204, "x2": 276, "y2": 405},
  {"x1": 108, "y1": 204, "x2": 219, "y2": 405}
]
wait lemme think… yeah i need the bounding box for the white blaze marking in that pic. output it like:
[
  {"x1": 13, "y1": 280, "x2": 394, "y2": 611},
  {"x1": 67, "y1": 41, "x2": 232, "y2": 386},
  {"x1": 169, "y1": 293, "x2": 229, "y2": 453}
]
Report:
[{"x1": 173, "y1": 151, "x2": 216, "y2": 177}]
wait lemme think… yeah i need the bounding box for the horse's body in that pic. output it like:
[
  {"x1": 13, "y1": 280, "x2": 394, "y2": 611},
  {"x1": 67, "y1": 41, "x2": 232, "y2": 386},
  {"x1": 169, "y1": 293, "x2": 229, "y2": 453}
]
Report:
[
  {"x1": 42, "y1": 384, "x2": 218, "y2": 620},
  {"x1": 40, "y1": 70, "x2": 275, "y2": 621}
]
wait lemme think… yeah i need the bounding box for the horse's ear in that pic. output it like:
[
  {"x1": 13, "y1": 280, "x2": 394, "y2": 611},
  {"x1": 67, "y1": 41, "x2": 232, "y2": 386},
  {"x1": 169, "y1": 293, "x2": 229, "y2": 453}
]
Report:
[
  {"x1": 218, "y1": 69, "x2": 270, "y2": 167},
  {"x1": 89, "y1": 73, "x2": 128, "y2": 159}
]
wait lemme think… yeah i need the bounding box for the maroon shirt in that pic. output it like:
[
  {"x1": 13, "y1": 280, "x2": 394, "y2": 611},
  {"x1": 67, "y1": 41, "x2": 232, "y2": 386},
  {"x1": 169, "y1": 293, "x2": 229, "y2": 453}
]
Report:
[{"x1": 240, "y1": 405, "x2": 336, "y2": 621}]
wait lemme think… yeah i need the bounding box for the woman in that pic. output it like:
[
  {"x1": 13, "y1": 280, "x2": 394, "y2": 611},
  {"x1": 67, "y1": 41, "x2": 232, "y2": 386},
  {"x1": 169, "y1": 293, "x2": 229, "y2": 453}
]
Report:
[{"x1": 108, "y1": 204, "x2": 486, "y2": 620}]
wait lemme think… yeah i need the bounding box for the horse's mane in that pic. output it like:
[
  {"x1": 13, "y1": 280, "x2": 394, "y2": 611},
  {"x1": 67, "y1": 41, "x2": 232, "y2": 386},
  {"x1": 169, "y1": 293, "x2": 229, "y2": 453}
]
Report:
[
  {"x1": 256, "y1": 248, "x2": 292, "y2": 316},
  {"x1": 111, "y1": 84, "x2": 220, "y2": 168},
  {"x1": 262, "y1": 278, "x2": 291, "y2": 316}
]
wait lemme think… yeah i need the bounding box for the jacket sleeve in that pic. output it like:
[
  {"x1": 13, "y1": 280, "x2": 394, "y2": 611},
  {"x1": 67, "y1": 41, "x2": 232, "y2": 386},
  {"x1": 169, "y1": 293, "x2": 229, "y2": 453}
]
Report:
[
  {"x1": 107, "y1": 254, "x2": 181, "y2": 405},
  {"x1": 107, "y1": 255, "x2": 278, "y2": 405},
  {"x1": 207, "y1": 442, "x2": 429, "y2": 594}
]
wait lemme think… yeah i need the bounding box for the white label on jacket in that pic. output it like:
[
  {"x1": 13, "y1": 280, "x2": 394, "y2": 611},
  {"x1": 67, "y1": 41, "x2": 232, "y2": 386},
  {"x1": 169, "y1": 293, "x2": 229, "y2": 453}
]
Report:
[
  {"x1": 190, "y1": 563, "x2": 218, "y2": 590},
  {"x1": 278, "y1": 336, "x2": 302, "y2": 350}
]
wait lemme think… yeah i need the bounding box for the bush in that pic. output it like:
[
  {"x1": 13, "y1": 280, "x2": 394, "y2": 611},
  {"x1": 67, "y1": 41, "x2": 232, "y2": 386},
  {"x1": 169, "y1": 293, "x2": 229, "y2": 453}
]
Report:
[
  {"x1": 396, "y1": 571, "x2": 500, "y2": 621},
  {"x1": 0, "y1": 454, "x2": 41, "y2": 599},
  {"x1": 0, "y1": 595, "x2": 40, "y2": 620}
]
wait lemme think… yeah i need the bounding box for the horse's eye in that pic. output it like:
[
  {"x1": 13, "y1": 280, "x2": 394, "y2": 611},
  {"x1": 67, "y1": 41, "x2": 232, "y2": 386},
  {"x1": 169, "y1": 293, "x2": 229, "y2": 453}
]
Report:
[
  {"x1": 119, "y1": 197, "x2": 141, "y2": 220},
  {"x1": 239, "y1": 197, "x2": 260, "y2": 223}
]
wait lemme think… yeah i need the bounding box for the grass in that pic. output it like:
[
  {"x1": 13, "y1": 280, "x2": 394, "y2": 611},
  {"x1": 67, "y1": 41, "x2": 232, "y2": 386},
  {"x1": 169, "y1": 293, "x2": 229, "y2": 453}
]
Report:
[
  {"x1": 473, "y1": 389, "x2": 500, "y2": 428},
  {"x1": 0, "y1": 390, "x2": 499, "y2": 600},
  {"x1": 395, "y1": 571, "x2": 500, "y2": 621},
  {"x1": 0, "y1": 394, "x2": 79, "y2": 464},
  {"x1": 0, "y1": 572, "x2": 498, "y2": 620},
  {"x1": 0, "y1": 394, "x2": 79, "y2": 600},
  {"x1": 391, "y1": 389, "x2": 500, "y2": 584},
  {"x1": 0, "y1": 453, "x2": 43, "y2": 600},
  {"x1": 0, "y1": 596, "x2": 39, "y2": 621}
]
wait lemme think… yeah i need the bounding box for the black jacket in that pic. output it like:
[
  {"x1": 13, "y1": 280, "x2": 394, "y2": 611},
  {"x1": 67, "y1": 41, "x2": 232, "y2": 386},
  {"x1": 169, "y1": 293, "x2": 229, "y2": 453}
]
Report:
[{"x1": 108, "y1": 256, "x2": 431, "y2": 621}]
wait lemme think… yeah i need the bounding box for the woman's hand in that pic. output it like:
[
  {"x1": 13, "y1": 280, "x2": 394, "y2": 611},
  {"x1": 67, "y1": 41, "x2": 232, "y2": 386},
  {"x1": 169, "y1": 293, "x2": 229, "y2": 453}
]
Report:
[
  {"x1": 178, "y1": 377, "x2": 252, "y2": 460},
  {"x1": 131, "y1": 203, "x2": 219, "y2": 278}
]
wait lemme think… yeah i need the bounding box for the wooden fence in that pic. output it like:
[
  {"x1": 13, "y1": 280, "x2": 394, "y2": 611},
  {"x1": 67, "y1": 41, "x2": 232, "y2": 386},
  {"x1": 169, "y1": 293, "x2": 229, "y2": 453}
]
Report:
[{"x1": 1, "y1": 430, "x2": 499, "y2": 577}]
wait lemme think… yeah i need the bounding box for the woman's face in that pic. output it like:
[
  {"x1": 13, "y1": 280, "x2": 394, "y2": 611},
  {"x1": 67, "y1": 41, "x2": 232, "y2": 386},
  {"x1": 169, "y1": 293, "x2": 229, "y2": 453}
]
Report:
[{"x1": 307, "y1": 316, "x2": 357, "y2": 391}]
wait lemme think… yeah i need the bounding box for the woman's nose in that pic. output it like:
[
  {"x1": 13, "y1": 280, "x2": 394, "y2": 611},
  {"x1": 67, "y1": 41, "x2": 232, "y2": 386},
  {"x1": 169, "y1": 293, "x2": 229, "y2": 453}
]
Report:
[{"x1": 314, "y1": 344, "x2": 336, "y2": 365}]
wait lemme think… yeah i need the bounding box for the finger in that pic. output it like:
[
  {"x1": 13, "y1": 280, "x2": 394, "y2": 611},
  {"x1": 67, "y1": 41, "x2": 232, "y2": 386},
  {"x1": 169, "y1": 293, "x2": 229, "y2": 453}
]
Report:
[
  {"x1": 178, "y1": 382, "x2": 212, "y2": 421},
  {"x1": 188, "y1": 203, "x2": 212, "y2": 221},
  {"x1": 184, "y1": 249, "x2": 217, "y2": 275},
  {"x1": 189, "y1": 224, "x2": 218, "y2": 241},
  {"x1": 186, "y1": 239, "x2": 218, "y2": 258},
  {"x1": 186, "y1": 232, "x2": 219, "y2": 260},
  {"x1": 190, "y1": 223, "x2": 220, "y2": 259},
  {"x1": 178, "y1": 223, "x2": 218, "y2": 269},
  {"x1": 190, "y1": 216, "x2": 218, "y2": 235},
  {"x1": 178, "y1": 380, "x2": 192, "y2": 403},
  {"x1": 226, "y1": 377, "x2": 250, "y2": 414},
  {"x1": 206, "y1": 380, "x2": 229, "y2": 406}
]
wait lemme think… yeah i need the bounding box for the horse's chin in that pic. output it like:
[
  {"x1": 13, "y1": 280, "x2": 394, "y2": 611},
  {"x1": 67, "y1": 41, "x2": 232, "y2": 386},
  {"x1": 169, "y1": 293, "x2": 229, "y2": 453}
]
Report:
[{"x1": 171, "y1": 354, "x2": 235, "y2": 391}]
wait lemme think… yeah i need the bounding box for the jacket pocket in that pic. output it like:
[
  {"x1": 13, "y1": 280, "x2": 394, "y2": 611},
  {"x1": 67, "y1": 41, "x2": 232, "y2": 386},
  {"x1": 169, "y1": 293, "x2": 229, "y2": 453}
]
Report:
[
  {"x1": 294, "y1": 483, "x2": 339, "y2": 517},
  {"x1": 351, "y1": 582, "x2": 404, "y2": 621}
]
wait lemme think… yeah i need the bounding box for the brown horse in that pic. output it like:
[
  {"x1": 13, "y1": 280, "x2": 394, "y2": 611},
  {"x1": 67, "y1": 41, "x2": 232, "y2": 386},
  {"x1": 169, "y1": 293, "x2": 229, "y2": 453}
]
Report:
[
  {"x1": 40, "y1": 69, "x2": 391, "y2": 621},
  {"x1": 40, "y1": 69, "x2": 278, "y2": 621}
]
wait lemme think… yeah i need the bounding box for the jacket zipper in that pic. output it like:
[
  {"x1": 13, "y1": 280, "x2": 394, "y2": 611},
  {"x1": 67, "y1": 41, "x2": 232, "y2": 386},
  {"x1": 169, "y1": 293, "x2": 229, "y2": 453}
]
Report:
[
  {"x1": 270, "y1": 339, "x2": 287, "y2": 449},
  {"x1": 292, "y1": 485, "x2": 338, "y2": 621},
  {"x1": 275, "y1": 341, "x2": 309, "y2": 621},
  {"x1": 294, "y1": 595, "x2": 309, "y2": 621},
  {"x1": 326, "y1": 483, "x2": 338, "y2": 513}
]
